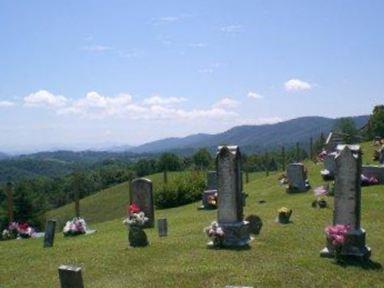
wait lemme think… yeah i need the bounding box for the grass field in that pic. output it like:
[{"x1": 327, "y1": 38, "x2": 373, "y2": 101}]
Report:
[{"x1": 1, "y1": 143, "x2": 384, "y2": 287}]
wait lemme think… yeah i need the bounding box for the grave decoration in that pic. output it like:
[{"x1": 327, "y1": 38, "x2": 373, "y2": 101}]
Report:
[
  {"x1": 277, "y1": 207, "x2": 292, "y2": 224},
  {"x1": 1, "y1": 222, "x2": 36, "y2": 240},
  {"x1": 123, "y1": 203, "x2": 149, "y2": 247},
  {"x1": 63, "y1": 217, "x2": 87, "y2": 237},
  {"x1": 312, "y1": 185, "x2": 328, "y2": 208}
]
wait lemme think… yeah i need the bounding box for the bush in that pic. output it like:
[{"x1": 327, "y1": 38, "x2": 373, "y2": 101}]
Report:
[{"x1": 154, "y1": 171, "x2": 205, "y2": 209}]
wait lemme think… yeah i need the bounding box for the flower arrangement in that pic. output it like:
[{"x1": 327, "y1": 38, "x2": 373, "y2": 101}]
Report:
[
  {"x1": 277, "y1": 207, "x2": 292, "y2": 224},
  {"x1": 317, "y1": 150, "x2": 327, "y2": 161},
  {"x1": 312, "y1": 186, "x2": 328, "y2": 208},
  {"x1": 207, "y1": 192, "x2": 218, "y2": 208},
  {"x1": 63, "y1": 217, "x2": 87, "y2": 236},
  {"x1": 325, "y1": 224, "x2": 350, "y2": 260},
  {"x1": 123, "y1": 203, "x2": 148, "y2": 227},
  {"x1": 204, "y1": 221, "x2": 224, "y2": 247},
  {"x1": 124, "y1": 203, "x2": 149, "y2": 247},
  {"x1": 1, "y1": 222, "x2": 36, "y2": 240}
]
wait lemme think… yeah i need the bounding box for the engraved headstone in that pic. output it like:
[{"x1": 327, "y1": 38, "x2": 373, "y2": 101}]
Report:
[
  {"x1": 286, "y1": 163, "x2": 309, "y2": 192},
  {"x1": 321, "y1": 152, "x2": 337, "y2": 180},
  {"x1": 130, "y1": 178, "x2": 154, "y2": 228},
  {"x1": 44, "y1": 219, "x2": 56, "y2": 248},
  {"x1": 362, "y1": 165, "x2": 384, "y2": 184},
  {"x1": 321, "y1": 145, "x2": 371, "y2": 258},
  {"x1": 58, "y1": 265, "x2": 84, "y2": 288},
  {"x1": 158, "y1": 218, "x2": 168, "y2": 237},
  {"x1": 215, "y1": 146, "x2": 250, "y2": 247}
]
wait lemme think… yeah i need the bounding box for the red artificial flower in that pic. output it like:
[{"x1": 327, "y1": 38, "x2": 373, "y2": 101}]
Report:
[{"x1": 128, "y1": 203, "x2": 141, "y2": 214}]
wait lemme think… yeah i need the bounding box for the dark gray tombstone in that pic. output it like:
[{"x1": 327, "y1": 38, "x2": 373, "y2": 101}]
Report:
[
  {"x1": 215, "y1": 146, "x2": 250, "y2": 247},
  {"x1": 58, "y1": 265, "x2": 84, "y2": 288},
  {"x1": 199, "y1": 171, "x2": 218, "y2": 209},
  {"x1": 44, "y1": 219, "x2": 56, "y2": 248},
  {"x1": 286, "y1": 163, "x2": 309, "y2": 192},
  {"x1": 362, "y1": 165, "x2": 384, "y2": 184},
  {"x1": 321, "y1": 145, "x2": 371, "y2": 259},
  {"x1": 130, "y1": 178, "x2": 154, "y2": 228},
  {"x1": 245, "y1": 215, "x2": 262, "y2": 235},
  {"x1": 157, "y1": 218, "x2": 168, "y2": 237},
  {"x1": 321, "y1": 152, "x2": 337, "y2": 180}
]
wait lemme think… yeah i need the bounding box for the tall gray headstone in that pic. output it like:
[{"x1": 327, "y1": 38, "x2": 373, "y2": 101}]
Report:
[
  {"x1": 44, "y1": 219, "x2": 56, "y2": 248},
  {"x1": 130, "y1": 178, "x2": 154, "y2": 228},
  {"x1": 321, "y1": 152, "x2": 337, "y2": 180},
  {"x1": 286, "y1": 163, "x2": 308, "y2": 192},
  {"x1": 321, "y1": 145, "x2": 371, "y2": 258},
  {"x1": 215, "y1": 146, "x2": 250, "y2": 247},
  {"x1": 58, "y1": 265, "x2": 84, "y2": 288}
]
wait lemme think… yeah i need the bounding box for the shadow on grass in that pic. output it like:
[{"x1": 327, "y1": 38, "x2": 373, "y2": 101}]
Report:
[
  {"x1": 207, "y1": 244, "x2": 251, "y2": 251},
  {"x1": 334, "y1": 257, "x2": 382, "y2": 270}
]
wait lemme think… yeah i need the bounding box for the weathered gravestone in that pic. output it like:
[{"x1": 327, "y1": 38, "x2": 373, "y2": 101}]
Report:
[
  {"x1": 362, "y1": 165, "x2": 384, "y2": 184},
  {"x1": 286, "y1": 163, "x2": 309, "y2": 192},
  {"x1": 215, "y1": 146, "x2": 250, "y2": 247},
  {"x1": 43, "y1": 219, "x2": 56, "y2": 248},
  {"x1": 245, "y1": 215, "x2": 263, "y2": 235},
  {"x1": 321, "y1": 152, "x2": 337, "y2": 180},
  {"x1": 58, "y1": 265, "x2": 84, "y2": 288},
  {"x1": 157, "y1": 218, "x2": 168, "y2": 237},
  {"x1": 200, "y1": 171, "x2": 218, "y2": 209},
  {"x1": 321, "y1": 145, "x2": 371, "y2": 259},
  {"x1": 130, "y1": 178, "x2": 154, "y2": 228}
]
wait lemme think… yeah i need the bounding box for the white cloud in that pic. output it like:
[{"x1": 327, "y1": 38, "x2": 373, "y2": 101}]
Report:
[
  {"x1": 284, "y1": 79, "x2": 312, "y2": 92},
  {"x1": 143, "y1": 95, "x2": 186, "y2": 106},
  {"x1": 158, "y1": 16, "x2": 180, "y2": 23},
  {"x1": 81, "y1": 45, "x2": 113, "y2": 52},
  {"x1": 220, "y1": 25, "x2": 243, "y2": 33},
  {"x1": 213, "y1": 97, "x2": 240, "y2": 109},
  {"x1": 247, "y1": 91, "x2": 263, "y2": 99},
  {"x1": 0, "y1": 100, "x2": 15, "y2": 107},
  {"x1": 24, "y1": 90, "x2": 68, "y2": 108}
]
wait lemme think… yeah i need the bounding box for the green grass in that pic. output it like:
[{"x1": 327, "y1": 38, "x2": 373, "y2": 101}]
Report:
[{"x1": 1, "y1": 144, "x2": 384, "y2": 287}]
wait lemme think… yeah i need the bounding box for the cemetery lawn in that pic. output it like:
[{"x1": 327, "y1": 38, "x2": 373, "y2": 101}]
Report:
[{"x1": 1, "y1": 144, "x2": 384, "y2": 287}]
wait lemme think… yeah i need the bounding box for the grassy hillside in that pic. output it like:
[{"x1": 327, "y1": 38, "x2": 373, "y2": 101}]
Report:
[
  {"x1": 45, "y1": 171, "x2": 263, "y2": 228},
  {"x1": 1, "y1": 143, "x2": 383, "y2": 287}
]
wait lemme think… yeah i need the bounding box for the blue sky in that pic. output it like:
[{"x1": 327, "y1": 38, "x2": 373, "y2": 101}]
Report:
[{"x1": 1, "y1": 1, "x2": 383, "y2": 153}]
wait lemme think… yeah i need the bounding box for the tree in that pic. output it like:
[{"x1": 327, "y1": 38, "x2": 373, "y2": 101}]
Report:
[
  {"x1": 333, "y1": 117, "x2": 359, "y2": 144},
  {"x1": 157, "y1": 153, "x2": 182, "y2": 171},
  {"x1": 192, "y1": 148, "x2": 212, "y2": 169},
  {"x1": 366, "y1": 105, "x2": 384, "y2": 139}
]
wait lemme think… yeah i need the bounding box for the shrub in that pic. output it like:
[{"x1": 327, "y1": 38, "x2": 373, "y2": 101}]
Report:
[{"x1": 154, "y1": 171, "x2": 205, "y2": 208}]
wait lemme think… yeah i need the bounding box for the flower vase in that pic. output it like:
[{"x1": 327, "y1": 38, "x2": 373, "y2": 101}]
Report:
[
  {"x1": 128, "y1": 225, "x2": 148, "y2": 247},
  {"x1": 278, "y1": 211, "x2": 292, "y2": 224}
]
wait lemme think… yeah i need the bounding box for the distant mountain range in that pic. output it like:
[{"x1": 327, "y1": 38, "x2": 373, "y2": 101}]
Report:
[
  {"x1": 0, "y1": 152, "x2": 8, "y2": 160},
  {"x1": 127, "y1": 115, "x2": 369, "y2": 154}
]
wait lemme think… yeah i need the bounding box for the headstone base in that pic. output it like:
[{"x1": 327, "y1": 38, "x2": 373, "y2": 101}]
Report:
[
  {"x1": 321, "y1": 170, "x2": 334, "y2": 181},
  {"x1": 214, "y1": 221, "x2": 250, "y2": 247},
  {"x1": 320, "y1": 228, "x2": 371, "y2": 259}
]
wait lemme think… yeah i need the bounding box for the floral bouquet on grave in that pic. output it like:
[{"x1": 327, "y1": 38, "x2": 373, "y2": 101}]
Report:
[
  {"x1": 207, "y1": 192, "x2": 218, "y2": 209},
  {"x1": 317, "y1": 150, "x2": 327, "y2": 162},
  {"x1": 325, "y1": 224, "x2": 350, "y2": 261},
  {"x1": 63, "y1": 217, "x2": 87, "y2": 236},
  {"x1": 123, "y1": 203, "x2": 148, "y2": 228},
  {"x1": 277, "y1": 207, "x2": 292, "y2": 224},
  {"x1": 124, "y1": 203, "x2": 149, "y2": 247},
  {"x1": 204, "y1": 221, "x2": 224, "y2": 247},
  {"x1": 279, "y1": 174, "x2": 288, "y2": 186},
  {"x1": 312, "y1": 186, "x2": 329, "y2": 208},
  {"x1": 1, "y1": 222, "x2": 36, "y2": 240}
]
